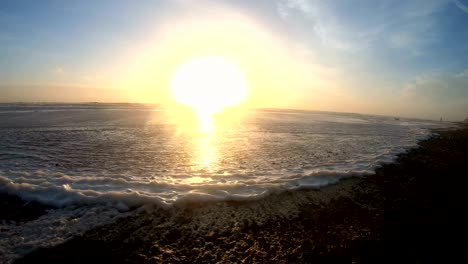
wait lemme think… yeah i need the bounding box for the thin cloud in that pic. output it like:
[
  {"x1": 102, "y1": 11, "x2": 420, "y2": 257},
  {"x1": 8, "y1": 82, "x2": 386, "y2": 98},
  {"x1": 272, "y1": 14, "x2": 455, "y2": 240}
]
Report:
[
  {"x1": 52, "y1": 67, "x2": 65, "y2": 75},
  {"x1": 276, "y1": 3, "x2": 290, "y2": 20},
  {"x1": 403, "y1": 70, "x2": 468, "y2": 102},
  {"x1": 276, "y1": 0, "x2": 313, "y2": 20},
  {"x1": 453, "y1": 0, "x2": 468, "y2": 14},
  {"x1": 400, "y1": 69, "x2": 468, "y2": 120}
]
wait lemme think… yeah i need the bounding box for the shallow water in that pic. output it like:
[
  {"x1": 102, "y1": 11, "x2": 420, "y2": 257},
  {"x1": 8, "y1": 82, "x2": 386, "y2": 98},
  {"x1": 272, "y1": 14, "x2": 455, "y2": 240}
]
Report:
[
  {"x1": 0, "y1": 103, "x2": 450, "y2": 261},
  {"x1": 0, "y1": 103, "x2": 445, "y2": 208}
]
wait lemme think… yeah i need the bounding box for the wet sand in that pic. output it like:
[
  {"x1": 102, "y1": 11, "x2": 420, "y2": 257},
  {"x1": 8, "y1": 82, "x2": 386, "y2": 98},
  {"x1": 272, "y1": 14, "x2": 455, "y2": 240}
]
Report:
[{"x1": 8, "y1": 125, "x2": 468, "y2": 263}]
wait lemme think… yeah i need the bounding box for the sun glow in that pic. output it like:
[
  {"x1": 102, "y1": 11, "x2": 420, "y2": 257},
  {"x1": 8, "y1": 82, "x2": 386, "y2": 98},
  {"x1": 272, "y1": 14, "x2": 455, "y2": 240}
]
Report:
[{"x1": 170, "y1": 56, "x2": 248, "y2": 124}]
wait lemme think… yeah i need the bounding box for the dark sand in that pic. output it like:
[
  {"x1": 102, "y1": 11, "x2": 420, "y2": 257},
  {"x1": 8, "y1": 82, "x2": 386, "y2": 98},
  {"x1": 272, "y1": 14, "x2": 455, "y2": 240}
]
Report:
[{"x1": 6, "y1": 125, "x2": 468, "y2": 263}]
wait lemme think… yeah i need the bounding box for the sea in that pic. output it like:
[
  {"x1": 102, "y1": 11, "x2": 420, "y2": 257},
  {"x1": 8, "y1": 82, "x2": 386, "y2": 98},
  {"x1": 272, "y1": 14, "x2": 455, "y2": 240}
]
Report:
[{"x1": 0, "y1": 103, "x2": 449, "y2": 260}]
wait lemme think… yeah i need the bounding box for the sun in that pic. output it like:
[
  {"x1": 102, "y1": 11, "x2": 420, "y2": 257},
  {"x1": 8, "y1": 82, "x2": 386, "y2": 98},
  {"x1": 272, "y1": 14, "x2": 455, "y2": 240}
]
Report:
[{"x1": 170, "y1": 56, "x2": 248, "y2": 123}]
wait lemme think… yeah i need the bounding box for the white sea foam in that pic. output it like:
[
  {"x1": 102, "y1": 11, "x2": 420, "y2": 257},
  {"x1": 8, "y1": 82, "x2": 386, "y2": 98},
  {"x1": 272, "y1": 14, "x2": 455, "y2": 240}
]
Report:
[
  {"x1": 0, "y1": 204, "x2": 129, "y2": 262},
  {"x1": 0, "y1": 105, "x2": 450, "y2": 210},
  {"x1": 0, "y1": 104, "x2": 453, "y2": 262}
]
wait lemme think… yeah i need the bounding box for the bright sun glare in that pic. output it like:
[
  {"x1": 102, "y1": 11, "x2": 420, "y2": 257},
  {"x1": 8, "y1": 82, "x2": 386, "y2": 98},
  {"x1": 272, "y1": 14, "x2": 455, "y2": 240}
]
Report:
[{"x1": 170, "y1": 56, "x2": 248, "y2": 123}]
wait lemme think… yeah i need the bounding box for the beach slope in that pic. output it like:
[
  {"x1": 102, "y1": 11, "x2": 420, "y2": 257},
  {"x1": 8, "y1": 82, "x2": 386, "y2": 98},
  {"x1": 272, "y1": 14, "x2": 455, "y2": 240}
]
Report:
[{"x1": 14, "y1": 125, "x2": 468, "y2": 263}]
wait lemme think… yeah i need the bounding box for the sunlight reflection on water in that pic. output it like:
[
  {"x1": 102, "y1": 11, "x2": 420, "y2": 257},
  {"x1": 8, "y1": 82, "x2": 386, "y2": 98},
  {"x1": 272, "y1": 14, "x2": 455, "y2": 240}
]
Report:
[{"x1": 0, "y1": 104, "x2": 447, "y2": 207}]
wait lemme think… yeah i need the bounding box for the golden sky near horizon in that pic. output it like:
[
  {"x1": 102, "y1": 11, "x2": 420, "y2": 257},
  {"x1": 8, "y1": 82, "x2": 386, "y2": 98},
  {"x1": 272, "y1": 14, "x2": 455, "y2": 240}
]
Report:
[
  {"x1": 119, "y1": 14, "x2": 326, "y2": 111},
  {"x1": 1, "y1": 0, "x2": 468, "y2": 120}
]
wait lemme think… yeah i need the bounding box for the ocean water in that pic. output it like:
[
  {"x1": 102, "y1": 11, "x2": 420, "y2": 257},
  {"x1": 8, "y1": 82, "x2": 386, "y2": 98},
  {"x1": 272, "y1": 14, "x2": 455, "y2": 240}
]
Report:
[
  {"x1": 0, "y1": 103, "x2": 447, "y2": 260},
  {"x1": 0, "y1": 103, "x2": 446, "y2": 208}
]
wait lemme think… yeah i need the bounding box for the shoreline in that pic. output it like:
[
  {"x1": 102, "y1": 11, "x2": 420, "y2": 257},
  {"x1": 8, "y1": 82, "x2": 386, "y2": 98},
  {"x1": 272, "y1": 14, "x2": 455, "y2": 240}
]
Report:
[{"x1": 4, "y1": 124, "x2": 468, "y2": 263}]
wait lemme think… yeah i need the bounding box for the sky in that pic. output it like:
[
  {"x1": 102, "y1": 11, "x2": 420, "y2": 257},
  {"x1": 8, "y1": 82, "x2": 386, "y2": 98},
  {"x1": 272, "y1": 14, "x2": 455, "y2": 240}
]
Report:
[{"x1": 1, "y1": 0, "x2": 468, "y2": 120}]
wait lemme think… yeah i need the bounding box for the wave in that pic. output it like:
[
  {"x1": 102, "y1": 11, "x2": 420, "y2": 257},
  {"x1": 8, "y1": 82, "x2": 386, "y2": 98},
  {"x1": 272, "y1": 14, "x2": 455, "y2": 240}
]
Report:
[{"x1": 0, "y1": 161, "x2": 393, "y2": 211}]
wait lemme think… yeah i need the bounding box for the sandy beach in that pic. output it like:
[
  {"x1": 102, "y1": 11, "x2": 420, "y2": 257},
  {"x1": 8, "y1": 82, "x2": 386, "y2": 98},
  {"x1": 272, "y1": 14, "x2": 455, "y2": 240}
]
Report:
[{"x1": 2, "y1": 125, "x2": 466, "y2": 263}]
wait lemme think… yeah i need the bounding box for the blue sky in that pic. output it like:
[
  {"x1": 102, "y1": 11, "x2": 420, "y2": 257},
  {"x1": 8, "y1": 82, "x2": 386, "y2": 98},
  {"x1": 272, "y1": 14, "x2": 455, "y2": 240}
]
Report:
[{"x1": 1, "y1": 0, "x2": 468, "y2": 120}]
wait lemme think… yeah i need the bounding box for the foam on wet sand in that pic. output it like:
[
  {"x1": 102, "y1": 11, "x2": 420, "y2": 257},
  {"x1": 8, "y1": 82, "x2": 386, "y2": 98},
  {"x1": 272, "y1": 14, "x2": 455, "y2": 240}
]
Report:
[{"x1": 13, "y1": 125, "x2": 468, "y2": 263}]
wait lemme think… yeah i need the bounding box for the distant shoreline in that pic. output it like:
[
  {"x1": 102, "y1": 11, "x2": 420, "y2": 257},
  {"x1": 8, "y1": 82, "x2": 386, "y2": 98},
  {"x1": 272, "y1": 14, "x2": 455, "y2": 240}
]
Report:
[
  {"x1": 8, "y1": 124, "x2": 467, "y2": 263},
  {"x1": 0, "y1": 102, "x2": 458, "y2": 123}
]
